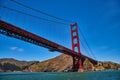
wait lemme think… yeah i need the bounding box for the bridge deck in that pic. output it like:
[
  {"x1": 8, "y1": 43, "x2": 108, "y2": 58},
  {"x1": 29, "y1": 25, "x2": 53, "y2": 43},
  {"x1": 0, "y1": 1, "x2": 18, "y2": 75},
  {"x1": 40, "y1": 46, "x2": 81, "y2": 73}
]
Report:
[{"x1": 0, "y1": 20, "x2": 97, "y2": 63}]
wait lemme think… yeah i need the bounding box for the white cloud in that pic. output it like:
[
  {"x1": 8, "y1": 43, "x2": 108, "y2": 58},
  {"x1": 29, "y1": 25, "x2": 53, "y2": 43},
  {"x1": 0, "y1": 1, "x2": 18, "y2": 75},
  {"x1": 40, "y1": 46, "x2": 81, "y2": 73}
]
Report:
[
  {"x1": 10, "y1": 46, "x2": 24, "y2": 52},
  {"x1": 10, "y1": 47, "x2": 18, "y2": 50},
  {"x1": 18, "y1": 48, "x2": 24, "y2": 52}
]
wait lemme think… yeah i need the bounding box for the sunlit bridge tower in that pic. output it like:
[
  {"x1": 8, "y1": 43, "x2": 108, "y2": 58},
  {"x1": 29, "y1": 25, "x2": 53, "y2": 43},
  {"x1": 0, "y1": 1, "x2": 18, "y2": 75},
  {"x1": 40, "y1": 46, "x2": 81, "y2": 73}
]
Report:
[{"x1": 70, "y1": 23, "x2": 83, "y2": 72}]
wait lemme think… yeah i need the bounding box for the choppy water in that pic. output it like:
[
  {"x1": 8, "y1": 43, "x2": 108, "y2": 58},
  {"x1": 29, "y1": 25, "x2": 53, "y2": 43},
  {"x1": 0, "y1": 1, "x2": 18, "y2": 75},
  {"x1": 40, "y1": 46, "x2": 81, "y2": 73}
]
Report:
[{"x1": 0, "y1": 70, "x2": 120, "y2": 80}]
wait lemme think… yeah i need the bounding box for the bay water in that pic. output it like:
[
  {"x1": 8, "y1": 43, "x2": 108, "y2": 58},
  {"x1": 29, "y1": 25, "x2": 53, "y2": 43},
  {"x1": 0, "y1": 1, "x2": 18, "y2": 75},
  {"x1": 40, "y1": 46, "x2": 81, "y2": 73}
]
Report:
[{"x1": 0, "y1": 70, "x2": 120, "y2": 80}]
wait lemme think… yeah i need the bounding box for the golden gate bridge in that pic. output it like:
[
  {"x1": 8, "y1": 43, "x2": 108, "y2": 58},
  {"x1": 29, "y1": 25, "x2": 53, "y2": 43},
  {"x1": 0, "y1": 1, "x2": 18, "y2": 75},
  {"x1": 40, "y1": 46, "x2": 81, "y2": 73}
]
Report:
[{"x1": 0, "y1": 0, "x2": 98, "y2": 72}]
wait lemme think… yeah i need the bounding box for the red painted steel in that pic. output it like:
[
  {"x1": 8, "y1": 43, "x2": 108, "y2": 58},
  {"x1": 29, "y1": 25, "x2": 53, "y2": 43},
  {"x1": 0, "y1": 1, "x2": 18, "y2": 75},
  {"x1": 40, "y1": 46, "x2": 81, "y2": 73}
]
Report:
[
  {"x1": 70, "y1": 23, "x2": 83, "y2": 72},
  {"x1": 0, "y1": 20, "x2": 97, "y2": 71},
  {"x1": 71, "y1": 23, "x2": 80, "y2": 53}
]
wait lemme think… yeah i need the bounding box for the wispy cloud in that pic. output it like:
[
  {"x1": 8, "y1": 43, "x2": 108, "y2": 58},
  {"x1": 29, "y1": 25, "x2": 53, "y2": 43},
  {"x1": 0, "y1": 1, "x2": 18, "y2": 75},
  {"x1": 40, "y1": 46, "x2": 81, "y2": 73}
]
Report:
[
  {"x1": 99, "y1": 46, "x2": 108, "y2": 50},
  {"x1": 96, "y1": 46, "x2": 119, "y2": 54},
  {"x1": 18, "y1": 48, "x2": 24, "y2": 52},
  {"x1": 10, "y1": 46, "x2": 24, "y2": 52},
  {"x1": 10, "y1": 47, "x2": 18, "y2": 50}
]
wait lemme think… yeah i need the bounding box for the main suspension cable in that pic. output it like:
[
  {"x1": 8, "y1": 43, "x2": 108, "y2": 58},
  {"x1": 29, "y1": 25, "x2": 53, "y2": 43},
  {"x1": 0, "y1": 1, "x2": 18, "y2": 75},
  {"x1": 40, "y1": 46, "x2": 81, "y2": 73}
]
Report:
[
  {"x1": 78, "y1": 27, "x2": 97, "y2": 60},
  {"x1": 0, "y1": 6, "x2": 69, "y2": 25},
  {"x1": 10, "y1": 0, "x2": 74, "y2": 23}
]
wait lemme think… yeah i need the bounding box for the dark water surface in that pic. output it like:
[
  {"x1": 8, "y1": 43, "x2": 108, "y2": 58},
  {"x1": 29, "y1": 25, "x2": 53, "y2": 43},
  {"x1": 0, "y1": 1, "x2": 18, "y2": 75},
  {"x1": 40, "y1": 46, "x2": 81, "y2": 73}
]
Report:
[{"x1": 0, "y1": 70, "x2": 120, "y2": 80}]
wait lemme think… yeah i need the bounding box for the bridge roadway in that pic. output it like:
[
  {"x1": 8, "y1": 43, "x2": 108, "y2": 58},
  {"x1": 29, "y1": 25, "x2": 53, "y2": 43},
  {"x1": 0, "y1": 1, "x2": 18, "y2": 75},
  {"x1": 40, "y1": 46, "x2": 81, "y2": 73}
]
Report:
[{"x1": 0, "y1": 20, "x2": 97, "y2": 64}]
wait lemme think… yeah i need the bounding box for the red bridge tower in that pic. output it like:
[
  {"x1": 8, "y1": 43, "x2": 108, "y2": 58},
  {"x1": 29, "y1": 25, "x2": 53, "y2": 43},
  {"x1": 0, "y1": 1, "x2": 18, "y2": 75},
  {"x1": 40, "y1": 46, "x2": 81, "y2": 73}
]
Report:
[{"x1": 70, "y1": 23, "x2": 83, "y2": 72}]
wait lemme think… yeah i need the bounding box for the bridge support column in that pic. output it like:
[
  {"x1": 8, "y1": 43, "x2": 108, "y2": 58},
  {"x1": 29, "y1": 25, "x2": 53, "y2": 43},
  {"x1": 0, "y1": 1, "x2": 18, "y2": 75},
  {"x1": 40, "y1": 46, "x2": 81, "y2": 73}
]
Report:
[
  {"x1": 70, "y1": 23, "x2": 83, "y2": 72},
  {"x1": 72, "y1": 56, "x2": 83, "y2": 72}
]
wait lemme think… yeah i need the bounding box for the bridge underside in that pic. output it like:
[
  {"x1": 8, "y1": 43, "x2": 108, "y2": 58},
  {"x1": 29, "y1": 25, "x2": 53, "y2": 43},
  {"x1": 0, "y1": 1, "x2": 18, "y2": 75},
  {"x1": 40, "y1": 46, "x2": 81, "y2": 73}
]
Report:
[{"x1": 0, "y1": 20, "x2": 98, "y2": 71}]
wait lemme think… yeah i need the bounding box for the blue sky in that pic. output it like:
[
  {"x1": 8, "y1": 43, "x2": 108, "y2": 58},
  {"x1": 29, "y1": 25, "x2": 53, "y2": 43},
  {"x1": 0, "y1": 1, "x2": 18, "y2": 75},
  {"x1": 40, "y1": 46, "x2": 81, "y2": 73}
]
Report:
[{"x1": 0, "y1": 0, "x2": 120, "y2": 63}]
